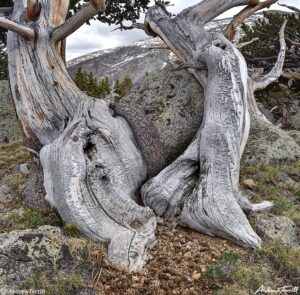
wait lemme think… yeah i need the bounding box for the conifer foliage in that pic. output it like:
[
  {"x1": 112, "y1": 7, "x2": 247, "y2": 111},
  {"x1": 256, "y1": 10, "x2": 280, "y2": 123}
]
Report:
[
  {"x1": 240, "y1": 12, "x2": 300, "y2": 70},
  {"x1": 74, "y1": 66, "x2": 133, "y2": 100}
]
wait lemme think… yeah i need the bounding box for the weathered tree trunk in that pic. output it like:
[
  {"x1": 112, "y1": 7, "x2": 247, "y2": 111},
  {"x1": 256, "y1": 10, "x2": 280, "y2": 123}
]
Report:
[
  {"x1": 2, "y1": 0, "x2": 281, "y2": 271},
  {"x1": 6, "y1": 0, "x2": 157, "y2": 272},
  {"x1": 141, "y1": 2, "x2": 275, "y2": 248}
]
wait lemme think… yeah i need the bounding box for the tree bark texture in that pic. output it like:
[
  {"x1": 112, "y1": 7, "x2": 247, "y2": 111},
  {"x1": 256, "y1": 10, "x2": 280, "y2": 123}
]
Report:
[
  {"x1": 142, "y1": 4, "x2": 274, "y2": 248},
  {"x1": 4, "y1": 0, "x2": 280, "y2": 271},
  {"x1": 7, "y1": 0, "x2": 157, "y2": 272}
]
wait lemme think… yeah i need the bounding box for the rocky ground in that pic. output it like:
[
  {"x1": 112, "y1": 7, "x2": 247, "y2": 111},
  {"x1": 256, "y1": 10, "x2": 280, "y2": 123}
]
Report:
[{"x1": 0, "y1": 66, "x2": 300, "y2": 294}]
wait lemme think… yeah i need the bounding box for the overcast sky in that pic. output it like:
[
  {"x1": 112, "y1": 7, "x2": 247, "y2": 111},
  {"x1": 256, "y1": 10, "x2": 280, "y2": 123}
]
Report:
[{"x1": 66, "y1": 0, "x2": 300, "y2": 61}]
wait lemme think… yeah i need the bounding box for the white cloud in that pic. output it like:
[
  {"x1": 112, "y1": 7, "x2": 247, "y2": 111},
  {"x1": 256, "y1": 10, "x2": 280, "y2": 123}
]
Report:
[{"x1": 66, "y1": 0, "x2": 299, "y2": 60}]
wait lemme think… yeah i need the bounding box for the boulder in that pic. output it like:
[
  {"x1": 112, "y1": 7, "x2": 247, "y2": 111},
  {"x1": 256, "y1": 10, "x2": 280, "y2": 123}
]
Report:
[
  {"x1": 242, "y1": 117, "x2": 300, "y2": 164},
  {"x1": 255, "y1": 214, "x2": 299, "y2": 246},
  {"x1": 291, "y1": 108, "x2": 300, "y2": 130},
  {"x1": 0, "y1": 226, "x2": 78, "y2": 288},
  {"x1": 123, "y1": 68, "x2": 204, "y2": 164},
  {"x1": 122, "y1": 68, "x2": 300, "y2": 165},
  {"x1": 287, "y1": 130, "x2": 300, "y2": 146}
]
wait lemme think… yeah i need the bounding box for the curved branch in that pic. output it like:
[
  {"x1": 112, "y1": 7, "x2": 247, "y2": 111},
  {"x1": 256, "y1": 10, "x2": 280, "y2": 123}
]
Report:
[
  {"x1": 178, "y1": 0, "x2": 258, "y2": 24},
  {"x1": 0, "y1": 17, "x2": 35, "y2": 41},
  {"x1": 286, "y1": 37, "x2": 300, "y2": 48},
  {"x1": 237, "y1": 37, "x2": 259, "y2": 48},
  {"x1": 51, "y1": 0, "x2": 105, "y2": 42},
  {"x1": 282, "y1": 70, "x2": 300, "y2": 80},
  {"x1": 225, "y1": 0, "x2": 278, "y2": 41},
  {"x1": 253, "y1": 19, "x2": 287, "y2": 91},
  {"x1": 112, "y1": 22, "x2": 145, "y2": 32}
]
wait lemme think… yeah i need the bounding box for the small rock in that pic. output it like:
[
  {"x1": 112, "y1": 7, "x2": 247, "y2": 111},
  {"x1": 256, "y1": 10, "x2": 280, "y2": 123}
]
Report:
[
  {"x1": 19, "y1": 163, "x2": 30, "y2": 174},
  {"x1": 156, "y1": 217, "x2": 164, "y2": 224},
  {"x1": 192, "y1": 273, "x2": 201, "y2": 280},
  {"x1": 243, "y1": 179, "x2": 256, "y2": 189},
  {"x1": 0, "y1": 225, "x2": 84, "y2": 288}
]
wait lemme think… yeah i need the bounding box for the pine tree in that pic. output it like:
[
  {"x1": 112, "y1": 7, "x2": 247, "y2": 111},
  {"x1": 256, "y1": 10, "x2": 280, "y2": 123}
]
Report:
[
  {"x1": 74, "y1": 67, "x2": 133, "y2": 99},
  {"x1": 240, "y1": 12, "x2": 300, "y2": 69}
]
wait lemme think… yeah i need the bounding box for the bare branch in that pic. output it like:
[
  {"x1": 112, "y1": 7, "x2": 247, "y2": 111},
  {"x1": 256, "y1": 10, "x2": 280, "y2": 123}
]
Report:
[
  {"x1": 225, "y1": 0, "x2": 278, "y2": 41},
  {"x1": 282, "y1": 70, "x2": 300, "y2": 80},
  {"x1": 237, "y1": 37, "x2": 259, "y2": 48},
  {"x1": 278, "y1": 3, "x2": 300, "y2": 13},
  {"x1": 111, "y1": 22, "x2": 145, "y2": 32},
  {"x1": 178, "y1": 0, "x2": 259, "y2": 24},
  {"x1": 253, "y1": 19, "x2": 287, "y2": 91},
  {"x1": 51, "y1": 0, "x2": 105, "y2": 42},
  {"x1": 0, "y1": 17, "x2": 35, "y2": 41},
  {"x1": 286, "y1": 37, "x2": 300, "y2": 48}
]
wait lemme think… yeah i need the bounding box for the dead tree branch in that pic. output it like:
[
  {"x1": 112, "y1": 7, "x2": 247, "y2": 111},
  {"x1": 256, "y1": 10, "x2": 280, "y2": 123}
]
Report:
[
  {"x1": 225, "y1": 0, "x2": 278, "y2": 41},
  {"x1": 0, "y1": 17, "x2": 35, "y2": 40},
  {"x1": 253, "y1": 19, "x2": 287, "y2": 91},
  {"x1": 52, "y1": 0, "x2": 105, "y2": 42}
]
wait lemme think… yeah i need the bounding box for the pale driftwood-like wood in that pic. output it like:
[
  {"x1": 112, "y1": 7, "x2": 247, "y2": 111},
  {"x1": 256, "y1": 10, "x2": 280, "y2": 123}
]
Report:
[
  {"x1": 253, "y1": 20, "x2": 287, "y2": 91},
  {"x1": 225, "y1": 0, "x2": 278, "y2": 41},
  {"x1": 237, "y1": 37, "x2": 259, "y2": 49},
  {"x1": 6, "y1": 0, "x2": 281, "y2": 271},
  {"x1": 7, "y1": 0, "x2": 156, "y2": 272},
  {"x1": 52, "y1": 1, "x2": 105, "y2": 42},
  {"x1": 142, "y1": 4, "x2": 276, "y2": 248},
  {"x1": 0, "y1": 17, "x2": 35, "y2": 40},
  {"x1": 246, "y1": 20, "x2": 287, "y2": 121},
  {"x1": 282, "y1": 71, "x2": 300, "y2": 80},
  {"x1": 178, "y1": 0, "x2": 258, "y2": 24}
]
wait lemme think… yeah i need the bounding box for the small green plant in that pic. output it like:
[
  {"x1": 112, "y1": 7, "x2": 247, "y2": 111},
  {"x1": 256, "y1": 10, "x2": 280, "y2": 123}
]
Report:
[
  {"x1": 259, "y1": 241, "x2": 300, "y2": 285},
  {"x1": 21, "y1": 273, "x2": 86, "y2": 295},
  {"x1": 204, "y1": 265, "x2": 225, "y2": 281},
  {"x1": 0, "y1": 208, "x2": 63, "y2": 233},
  {"x1": 64, "y1": 223, "x2": 80, "y2": 237}
]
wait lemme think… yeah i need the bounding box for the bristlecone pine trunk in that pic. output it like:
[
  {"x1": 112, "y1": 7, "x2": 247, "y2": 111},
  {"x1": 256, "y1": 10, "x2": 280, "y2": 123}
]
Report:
[{"x1": 2, "y1": 0, "x2": 279, "y2": 271}]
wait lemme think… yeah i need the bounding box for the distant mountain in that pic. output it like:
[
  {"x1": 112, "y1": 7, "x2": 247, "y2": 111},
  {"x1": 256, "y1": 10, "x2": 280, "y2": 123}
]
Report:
[{"x1": 67, "y1": 12, "x2": 277, "y2": 82}]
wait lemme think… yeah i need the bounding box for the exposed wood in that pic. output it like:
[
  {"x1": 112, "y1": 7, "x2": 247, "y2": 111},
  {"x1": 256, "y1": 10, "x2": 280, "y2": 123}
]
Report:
[
  {"x1": 253, "y1": 19, "x2": 287, "y2": 91},
  {"x1": 52, "y1": 1, "x2": 105, "y2": 42},
  {"x1": 237, "y1": 37, "x2": 259, "y2": 48},
  {"x1": 26, "y1": 0, "x2": 41, "y2": 22},
  {"x1": 178, "y1": 0, "x2": 258, "y2": 24},
  {"x1": 246, "y1": 20, "x2": 287, "y2": 121},
  {"x1": 48, "y1": 0, "x2": 70, "y2": 27},
  {"x1": 225, "y1": 0, "x2": 278, "y2": 41},
  {"x1": 6, "y1": 0, "x2": 288, "y2": 272},
  {"x1": 0, "y1": 17, "x2": 35, "y2": 41},
  {"x1": 143, "y1": 5, "x2": 270, "y2": 248},
  {"x1": 7, "y1": 0, "x2": 156, "y2": 271},
  {"x1": 286, "y1": 37, "x2": 300, "y2": 48},
  {"x1": 282, "y1": 70, "x2": 300, "y2": 80}
]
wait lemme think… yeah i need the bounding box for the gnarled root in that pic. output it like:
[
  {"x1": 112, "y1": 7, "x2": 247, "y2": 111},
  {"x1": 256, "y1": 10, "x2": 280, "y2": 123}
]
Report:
[{"x1": 40, "y1": 99, "x2": 157, "y2": 272}]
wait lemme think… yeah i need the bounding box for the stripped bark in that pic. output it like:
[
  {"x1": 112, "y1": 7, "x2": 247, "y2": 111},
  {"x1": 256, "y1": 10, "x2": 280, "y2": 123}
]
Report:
[
  {"x1": 225, "y1": 0, "x2": 278, "y2": 41},
  {"x1": 3, "y1": 0, "x2": 281, "y2": 271},
  {"x1": 142, "y1": 4, "x2": 274, "y2": 248},
  {"x1": 248, "y1": 20, "x2": 287, "y2": 120},
  {"x1": 5, "y1": 0, "x2": 156, "y2": 272}
]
